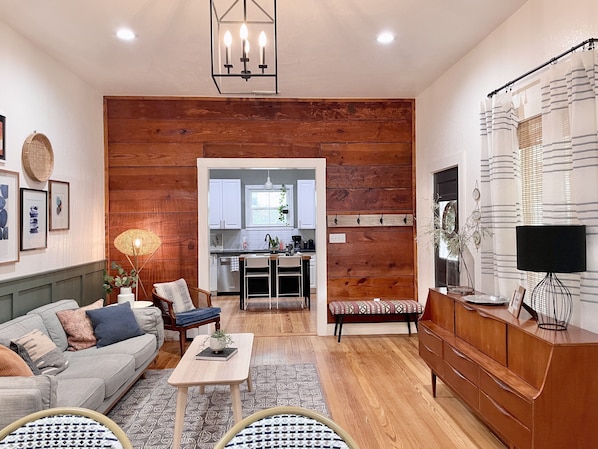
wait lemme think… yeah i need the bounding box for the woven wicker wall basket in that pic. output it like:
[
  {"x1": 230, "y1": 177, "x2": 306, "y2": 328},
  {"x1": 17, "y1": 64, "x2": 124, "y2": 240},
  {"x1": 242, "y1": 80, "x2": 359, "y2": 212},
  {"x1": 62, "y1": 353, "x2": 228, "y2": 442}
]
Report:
[{"x1": 22, "y1": 132, "x2": 54, "y2": 182}]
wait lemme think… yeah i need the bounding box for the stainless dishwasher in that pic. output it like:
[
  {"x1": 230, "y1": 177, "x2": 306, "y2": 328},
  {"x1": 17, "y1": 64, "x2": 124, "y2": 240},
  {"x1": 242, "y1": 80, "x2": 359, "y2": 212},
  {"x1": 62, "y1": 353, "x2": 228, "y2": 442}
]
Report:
[{"x1": 217, "y1": 256, "x2": 240, "y2": 294}]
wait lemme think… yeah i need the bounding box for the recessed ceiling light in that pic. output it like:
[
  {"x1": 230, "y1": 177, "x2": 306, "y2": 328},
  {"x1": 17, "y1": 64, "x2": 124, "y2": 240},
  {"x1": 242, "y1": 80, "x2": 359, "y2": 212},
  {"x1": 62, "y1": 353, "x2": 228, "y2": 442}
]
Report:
[
  {"x1": 377, "y1": 32, "x2": 395, "y2": 45},
  {"x1": 116, "y1": 28, "x2": 136, "y2": 41}
]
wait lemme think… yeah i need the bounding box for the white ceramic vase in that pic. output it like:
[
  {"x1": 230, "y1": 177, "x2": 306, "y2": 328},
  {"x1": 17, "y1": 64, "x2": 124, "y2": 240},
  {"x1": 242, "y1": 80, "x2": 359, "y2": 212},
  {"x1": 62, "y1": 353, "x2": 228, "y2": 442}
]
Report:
[{"x1": 117, "y1": 287, "x2": 135, "y2": 305}]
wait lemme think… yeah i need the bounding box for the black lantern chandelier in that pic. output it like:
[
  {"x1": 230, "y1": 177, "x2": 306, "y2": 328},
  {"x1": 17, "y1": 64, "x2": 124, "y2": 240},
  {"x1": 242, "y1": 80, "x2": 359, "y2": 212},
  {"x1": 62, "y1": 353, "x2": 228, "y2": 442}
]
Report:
[{"x1": 210, "y1": 0, "x2": 278, "y2": 95}]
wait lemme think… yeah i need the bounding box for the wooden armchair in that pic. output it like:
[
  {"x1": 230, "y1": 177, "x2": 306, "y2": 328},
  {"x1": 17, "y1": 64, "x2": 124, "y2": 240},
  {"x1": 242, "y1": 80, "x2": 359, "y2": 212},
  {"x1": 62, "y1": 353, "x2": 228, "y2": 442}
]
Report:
[{"x1": 152, "y1": 278, "x2": 221, "y2": 356}]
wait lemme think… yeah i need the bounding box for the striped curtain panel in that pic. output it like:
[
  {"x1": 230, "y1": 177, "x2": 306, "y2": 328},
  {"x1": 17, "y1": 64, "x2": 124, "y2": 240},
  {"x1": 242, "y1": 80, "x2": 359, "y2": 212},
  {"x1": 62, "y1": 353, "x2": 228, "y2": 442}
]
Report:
[
  {"x1": 479, "y1": 94, "x2": 523, "y2": 297},
  {"x1": 541, "y1": 47, "x2": 598, "y2": 326}
]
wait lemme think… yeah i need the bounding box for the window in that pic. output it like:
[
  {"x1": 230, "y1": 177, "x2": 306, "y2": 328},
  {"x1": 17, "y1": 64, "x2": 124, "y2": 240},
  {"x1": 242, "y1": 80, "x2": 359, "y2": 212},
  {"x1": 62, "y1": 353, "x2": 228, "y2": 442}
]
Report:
[
  {"x1": 517, "y1": 114, "x2": 546, "y2": 293},
  {"x1": 518, "y1": 115, "x2": 543, "y2": 225},
  {"x1": 245, "y1": 184, "x2": 293, "y2": 227}
]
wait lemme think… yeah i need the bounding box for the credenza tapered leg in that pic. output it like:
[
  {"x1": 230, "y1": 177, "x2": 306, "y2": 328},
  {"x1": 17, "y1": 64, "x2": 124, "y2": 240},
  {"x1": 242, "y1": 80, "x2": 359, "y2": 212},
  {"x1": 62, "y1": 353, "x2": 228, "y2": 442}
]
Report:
[{"x1": 431, "y1": 372, "x2": 437, "y2": 397}]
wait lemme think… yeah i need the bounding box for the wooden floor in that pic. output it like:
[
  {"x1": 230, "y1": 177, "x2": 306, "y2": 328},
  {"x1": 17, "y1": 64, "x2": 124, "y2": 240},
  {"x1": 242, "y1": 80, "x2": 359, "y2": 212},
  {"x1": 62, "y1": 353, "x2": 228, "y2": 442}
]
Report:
[{"x1": 153, "y1": 294, "x2": 506, "y2": 449}]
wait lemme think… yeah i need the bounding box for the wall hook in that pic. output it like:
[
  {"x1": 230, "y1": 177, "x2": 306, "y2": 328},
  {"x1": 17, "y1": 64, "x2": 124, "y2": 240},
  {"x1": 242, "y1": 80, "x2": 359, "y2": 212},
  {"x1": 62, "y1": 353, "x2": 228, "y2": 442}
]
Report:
[
  {"x1": 380, "y1": 214, "x2": 384, "y2": 225},
  {"x1": 403, "y1": 215, "x2": 407, "y2": 224},
  {"x1": 356, "y1": 215, "x2": 361, "y2": 225},
  {"x1": 334, "y1": 214, "x2": 338, "y2": 225}
]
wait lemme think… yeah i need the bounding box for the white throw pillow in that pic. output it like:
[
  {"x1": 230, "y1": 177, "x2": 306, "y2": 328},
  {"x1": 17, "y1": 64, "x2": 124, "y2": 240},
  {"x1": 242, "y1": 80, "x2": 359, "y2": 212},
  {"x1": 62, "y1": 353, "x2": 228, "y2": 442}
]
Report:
[{"x1": 153, "y1": 278, "x2": 194, "y2": 314}]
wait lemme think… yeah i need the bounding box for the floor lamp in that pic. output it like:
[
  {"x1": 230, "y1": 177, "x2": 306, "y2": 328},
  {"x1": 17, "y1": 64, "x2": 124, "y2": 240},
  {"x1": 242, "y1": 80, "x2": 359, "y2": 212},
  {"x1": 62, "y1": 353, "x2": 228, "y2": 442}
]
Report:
[
  {"x1": 114, "y1": 229, "x2": 162, "y2": 301},
  {"x1": 516, "y1": 225, "x2": 586, "y2": 330}
]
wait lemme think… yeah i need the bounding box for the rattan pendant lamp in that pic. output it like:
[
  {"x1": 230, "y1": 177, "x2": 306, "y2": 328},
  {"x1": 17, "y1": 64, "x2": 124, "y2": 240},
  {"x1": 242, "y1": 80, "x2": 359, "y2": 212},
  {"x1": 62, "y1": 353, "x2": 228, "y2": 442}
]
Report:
[{"x1": 113, "y1": 229, "x2": 162, "y2": 300}]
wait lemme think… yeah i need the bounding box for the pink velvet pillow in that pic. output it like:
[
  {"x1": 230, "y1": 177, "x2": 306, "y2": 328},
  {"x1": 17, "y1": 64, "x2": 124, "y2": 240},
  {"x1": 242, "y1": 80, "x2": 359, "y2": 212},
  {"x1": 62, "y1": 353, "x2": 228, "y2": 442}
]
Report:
[{"x1": 56, "y1": 299, "x2": 104, "y2": 351}]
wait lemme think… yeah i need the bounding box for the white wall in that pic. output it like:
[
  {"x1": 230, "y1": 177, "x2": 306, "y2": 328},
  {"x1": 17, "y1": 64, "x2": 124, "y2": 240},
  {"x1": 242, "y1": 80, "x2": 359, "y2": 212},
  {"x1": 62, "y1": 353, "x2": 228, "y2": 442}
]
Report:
[
  {"x1": 416, "y1": 0, "x2": 598, "y2": 331},
  {"x1": 0, "y1": 21, "x2": 104, "y2": 280}
]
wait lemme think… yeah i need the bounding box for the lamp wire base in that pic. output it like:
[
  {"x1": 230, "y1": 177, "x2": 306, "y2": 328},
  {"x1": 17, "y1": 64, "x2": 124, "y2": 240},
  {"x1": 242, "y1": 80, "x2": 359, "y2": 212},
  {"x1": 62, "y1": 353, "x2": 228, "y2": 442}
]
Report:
[{"x1": 530, "y1": 272, "x2": 572, "y2": 331}]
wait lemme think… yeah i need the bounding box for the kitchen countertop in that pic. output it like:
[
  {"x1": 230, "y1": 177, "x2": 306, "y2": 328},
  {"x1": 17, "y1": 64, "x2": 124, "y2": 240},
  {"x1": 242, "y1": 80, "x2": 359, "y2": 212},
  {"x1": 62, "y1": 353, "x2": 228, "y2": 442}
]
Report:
[{"x1": 210, "y1": 249, "x2": 315, "y2": 255}]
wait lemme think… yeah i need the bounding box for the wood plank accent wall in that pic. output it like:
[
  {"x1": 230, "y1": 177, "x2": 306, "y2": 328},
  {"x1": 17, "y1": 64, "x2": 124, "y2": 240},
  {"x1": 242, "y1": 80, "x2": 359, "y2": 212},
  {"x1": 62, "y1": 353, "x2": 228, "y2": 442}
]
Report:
[{"x1": 104, "y1": 97, "x2": 416, "y2": 313}]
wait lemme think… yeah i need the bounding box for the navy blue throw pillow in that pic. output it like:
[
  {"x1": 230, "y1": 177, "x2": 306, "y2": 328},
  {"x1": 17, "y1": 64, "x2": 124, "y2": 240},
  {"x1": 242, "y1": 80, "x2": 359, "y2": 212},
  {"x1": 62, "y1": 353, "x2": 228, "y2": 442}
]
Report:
[{"x1": 86, "y1": 302, "x2": 144, "y2": 347}]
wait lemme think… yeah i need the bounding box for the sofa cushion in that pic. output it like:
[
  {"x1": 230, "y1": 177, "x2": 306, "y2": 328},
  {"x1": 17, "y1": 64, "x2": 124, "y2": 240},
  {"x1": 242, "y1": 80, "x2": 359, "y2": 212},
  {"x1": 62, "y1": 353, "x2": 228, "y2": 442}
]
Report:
[
  {"x1": 27, "y1": 299, "x2": 81, "y2": 352},
  {"x1": 86, "y1": 302, "x2": 144, "y2": 348},
  {"x1": 55, "y1": 377, "x2": 105, "y2": 410},
  {"x1": 0, "y1": 344, "x2": 33, "y2": 377},
  {"x1": 71, "y1": 334, "x2": 157, "y2": 370},
  {"x1": 56, "y1": 299, "x2": 104, "y2": 351},
  {"x1": 0, "y1": 314, "x2": 47, "y2": 348},
  {"x1": 11, "y1": 329, "x2": 69, "y2": 375},
  {"x1": 153, "y1": 278, "x2": 194, "y2": 314},
  {"x1": 59, "y1": 353, "x2": 135, "y2": 398}
]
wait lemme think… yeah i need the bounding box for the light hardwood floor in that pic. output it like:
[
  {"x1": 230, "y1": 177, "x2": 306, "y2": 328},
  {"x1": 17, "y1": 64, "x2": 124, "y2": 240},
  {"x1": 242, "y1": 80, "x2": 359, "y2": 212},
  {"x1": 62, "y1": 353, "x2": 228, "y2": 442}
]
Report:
[{"x1": 153, "y1": 295, "x2": 506, "y2": 449}]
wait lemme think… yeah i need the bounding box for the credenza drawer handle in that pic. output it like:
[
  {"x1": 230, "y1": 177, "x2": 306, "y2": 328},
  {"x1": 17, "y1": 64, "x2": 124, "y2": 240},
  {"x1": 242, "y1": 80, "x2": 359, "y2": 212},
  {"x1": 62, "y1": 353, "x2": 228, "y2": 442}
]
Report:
[
  {"x1": 449, "y1": 346, "x2": 468, "y2": 361},
  {"x1": 449, "y1": 364, "x2": 467, "y2": 381},
  {"x1": 486, "y1": 393, "x2": 512, "y2": 418},
  {"x1": 461, "y1": 304, "x2": 476, "y2": 311},
  {"x1": 490, "y1": 374, "x2": 516, "y2": 395}
]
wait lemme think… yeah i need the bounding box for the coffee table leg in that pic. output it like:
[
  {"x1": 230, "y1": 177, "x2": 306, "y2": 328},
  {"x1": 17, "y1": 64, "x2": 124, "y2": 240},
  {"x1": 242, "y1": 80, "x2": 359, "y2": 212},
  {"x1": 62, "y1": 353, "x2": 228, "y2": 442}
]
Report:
[
  {"x1": 246, "y1": 373, "x2": 253, "y2": 392},
  {"x1": 172, "y1": 386, "x2": 188, "y2": 449},
  {"x1": 230, "y1": 384, "x2": 243, "y2": 423}
]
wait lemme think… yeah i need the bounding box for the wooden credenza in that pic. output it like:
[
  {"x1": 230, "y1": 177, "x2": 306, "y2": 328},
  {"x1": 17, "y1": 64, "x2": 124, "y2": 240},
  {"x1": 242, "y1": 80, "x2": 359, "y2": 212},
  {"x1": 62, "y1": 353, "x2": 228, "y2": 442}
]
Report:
[{"x1": 418, "y1": 288, "x2": 598, "y2": 449}]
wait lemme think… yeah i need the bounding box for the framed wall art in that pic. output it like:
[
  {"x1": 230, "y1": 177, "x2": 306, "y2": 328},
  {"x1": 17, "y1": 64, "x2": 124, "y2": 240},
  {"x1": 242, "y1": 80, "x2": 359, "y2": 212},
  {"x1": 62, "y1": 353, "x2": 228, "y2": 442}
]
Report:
[
  {"x1": 0, "y1": 169, "x2": 20, "y2": 264},
  {"x1": 0, "y1": 115, "x2": 5, "y2": 161},
  {"x1": 49, "y1": 180, "x2": 70, "y2": 231},
  {"x1": 508, "y1": 285, "x2": 526, "y2": 318},
  {"x1": 20, "y1": 188, "x2": 47, "y2": 251}
]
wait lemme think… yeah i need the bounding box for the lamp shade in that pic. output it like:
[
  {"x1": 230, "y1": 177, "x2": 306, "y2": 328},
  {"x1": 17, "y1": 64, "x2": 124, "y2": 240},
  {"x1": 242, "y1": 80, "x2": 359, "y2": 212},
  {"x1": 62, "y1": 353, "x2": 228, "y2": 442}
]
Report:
[
  {"x1": 516, "y1": 225, "x2": 586, "y2": 273},
  {"x1": 114, "y1": 229, "x2": 161, "y2": 257}
]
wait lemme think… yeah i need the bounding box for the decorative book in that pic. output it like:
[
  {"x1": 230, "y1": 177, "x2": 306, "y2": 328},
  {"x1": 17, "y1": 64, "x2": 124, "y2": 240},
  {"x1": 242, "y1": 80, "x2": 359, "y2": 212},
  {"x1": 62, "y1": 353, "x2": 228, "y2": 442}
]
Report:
[{"x1": 195, "y1": 347, "x2": 238, "y2": 361}]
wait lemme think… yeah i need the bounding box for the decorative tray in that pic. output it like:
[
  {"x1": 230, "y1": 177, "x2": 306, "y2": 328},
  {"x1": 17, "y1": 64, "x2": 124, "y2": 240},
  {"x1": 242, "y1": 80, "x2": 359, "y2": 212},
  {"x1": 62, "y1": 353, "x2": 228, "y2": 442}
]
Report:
[{"x1": 465, "y1": 294, "x2": 509, "y2": 306}]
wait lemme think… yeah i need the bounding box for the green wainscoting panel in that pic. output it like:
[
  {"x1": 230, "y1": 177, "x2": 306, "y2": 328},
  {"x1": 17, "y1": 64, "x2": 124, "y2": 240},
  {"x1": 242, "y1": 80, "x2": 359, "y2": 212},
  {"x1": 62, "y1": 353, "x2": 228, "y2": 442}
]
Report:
[{"x1": 0, "y1": 260, "x2": 106, "y2": 323}]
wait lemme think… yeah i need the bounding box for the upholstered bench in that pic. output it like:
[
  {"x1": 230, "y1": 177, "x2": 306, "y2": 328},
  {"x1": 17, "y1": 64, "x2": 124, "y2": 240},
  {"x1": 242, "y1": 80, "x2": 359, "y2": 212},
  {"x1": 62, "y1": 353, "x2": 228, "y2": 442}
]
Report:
[{"x1": 328, "y1": 299, "x2": 423, "y2": 342}]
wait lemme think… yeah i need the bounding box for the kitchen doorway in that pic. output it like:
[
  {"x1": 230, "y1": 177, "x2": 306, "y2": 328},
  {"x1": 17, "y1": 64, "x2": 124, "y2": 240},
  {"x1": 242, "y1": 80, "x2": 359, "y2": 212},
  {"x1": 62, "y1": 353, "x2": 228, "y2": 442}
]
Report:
[{"x1": 197, "y1": 158, "x2": 328, "y2": 336}]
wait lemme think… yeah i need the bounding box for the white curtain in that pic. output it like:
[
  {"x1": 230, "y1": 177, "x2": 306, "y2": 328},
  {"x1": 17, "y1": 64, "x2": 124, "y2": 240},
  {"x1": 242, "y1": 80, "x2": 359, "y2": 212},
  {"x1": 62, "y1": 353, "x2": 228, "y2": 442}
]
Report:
[
  {"x1": 541, "y1": 47, "x2": 598, "y2": 317},
  {"x1": 479, "y1": 93, "x2": 523, "y2": 296},
  {"x1": 480, "y1": 47, "x2": 598, "y2": 315}
]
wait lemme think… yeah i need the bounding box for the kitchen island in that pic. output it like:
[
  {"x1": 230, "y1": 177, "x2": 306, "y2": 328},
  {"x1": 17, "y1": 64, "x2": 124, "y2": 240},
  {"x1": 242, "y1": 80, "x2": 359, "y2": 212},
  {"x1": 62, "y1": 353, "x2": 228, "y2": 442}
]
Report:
[{"x1": 238, "y1": 253, "x2": 311, "y2": 310}]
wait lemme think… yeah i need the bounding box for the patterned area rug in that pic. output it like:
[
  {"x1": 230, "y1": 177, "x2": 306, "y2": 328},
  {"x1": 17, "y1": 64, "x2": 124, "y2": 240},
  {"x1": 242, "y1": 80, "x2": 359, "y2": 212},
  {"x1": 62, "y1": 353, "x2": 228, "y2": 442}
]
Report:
[{"x1": 108, "y1": 364, "x2": 328, "y2": 449}]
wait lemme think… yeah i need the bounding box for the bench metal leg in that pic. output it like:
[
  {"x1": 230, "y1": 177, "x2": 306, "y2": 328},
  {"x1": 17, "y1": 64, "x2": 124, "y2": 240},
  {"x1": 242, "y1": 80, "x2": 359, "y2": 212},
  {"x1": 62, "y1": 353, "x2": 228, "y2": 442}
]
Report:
[{"x1": 333, "y1": 315, "x2": 344, "y2": 342}]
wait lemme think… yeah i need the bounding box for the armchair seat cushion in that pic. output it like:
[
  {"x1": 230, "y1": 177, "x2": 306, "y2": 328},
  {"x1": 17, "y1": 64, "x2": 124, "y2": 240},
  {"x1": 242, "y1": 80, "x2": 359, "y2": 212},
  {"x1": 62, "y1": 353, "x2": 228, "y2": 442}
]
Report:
[{"x1": 175, "y1": 307, "x2": 221, "y2": 326}]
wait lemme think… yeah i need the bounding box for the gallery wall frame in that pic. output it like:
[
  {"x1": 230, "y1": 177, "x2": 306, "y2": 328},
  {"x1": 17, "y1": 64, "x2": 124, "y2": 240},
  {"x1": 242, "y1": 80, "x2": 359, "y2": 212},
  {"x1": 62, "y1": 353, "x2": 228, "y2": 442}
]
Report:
[
  {"x1": 20, "y1": 188, "x2": 47, "y2": 251},
  {"x1": 0, "y1": 115, "x2": 5, "y2": 161},
  {"x1": 0, "y1": 169, "x2": 20, "y2": 264},
  {"x1": 508, "y1": 285, "x2": 526, "y2": 318},
  {"x1": 49, "y1": 180, "x2": 69, "y2": 231}
]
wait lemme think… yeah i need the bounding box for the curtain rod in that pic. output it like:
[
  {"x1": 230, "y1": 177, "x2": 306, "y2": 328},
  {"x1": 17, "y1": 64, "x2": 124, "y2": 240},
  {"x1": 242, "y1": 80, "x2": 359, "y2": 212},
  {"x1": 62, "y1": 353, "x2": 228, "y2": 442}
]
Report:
[{"x1": 487, "y1": 37, "x2": 597, "y2": 98}]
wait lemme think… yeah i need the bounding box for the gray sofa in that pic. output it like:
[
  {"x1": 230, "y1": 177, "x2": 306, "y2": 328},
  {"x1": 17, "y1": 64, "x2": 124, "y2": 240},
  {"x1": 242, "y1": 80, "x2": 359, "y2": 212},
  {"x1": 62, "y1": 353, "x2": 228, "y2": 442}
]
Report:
[{"x1": 0, "y1": 299, "x2": 164, "y2": 429}]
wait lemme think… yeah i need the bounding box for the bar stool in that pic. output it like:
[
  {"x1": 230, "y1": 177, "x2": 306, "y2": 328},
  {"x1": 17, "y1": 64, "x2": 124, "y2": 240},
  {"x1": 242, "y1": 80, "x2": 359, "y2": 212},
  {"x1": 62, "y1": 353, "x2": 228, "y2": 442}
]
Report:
[
  {"x1": 244, "y1": 255, "x2": 272, "y2": 309},
  {"x1": 276, "y1": 255, "x2": 303, "y2": 309}
]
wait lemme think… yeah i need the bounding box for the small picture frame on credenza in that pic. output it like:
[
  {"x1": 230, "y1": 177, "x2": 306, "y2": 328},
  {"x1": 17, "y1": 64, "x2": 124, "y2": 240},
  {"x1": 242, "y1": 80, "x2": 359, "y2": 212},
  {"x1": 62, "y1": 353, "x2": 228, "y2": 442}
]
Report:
[{"x1": 508, "y1": 285, "x2": 526, "y2": 318}]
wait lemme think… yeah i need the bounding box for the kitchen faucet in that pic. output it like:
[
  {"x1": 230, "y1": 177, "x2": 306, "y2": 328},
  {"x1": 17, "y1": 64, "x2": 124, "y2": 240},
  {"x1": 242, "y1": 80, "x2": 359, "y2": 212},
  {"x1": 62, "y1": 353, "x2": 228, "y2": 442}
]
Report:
[{"x1": 264, "y1": 233, "x2": 278, "y2": 250}]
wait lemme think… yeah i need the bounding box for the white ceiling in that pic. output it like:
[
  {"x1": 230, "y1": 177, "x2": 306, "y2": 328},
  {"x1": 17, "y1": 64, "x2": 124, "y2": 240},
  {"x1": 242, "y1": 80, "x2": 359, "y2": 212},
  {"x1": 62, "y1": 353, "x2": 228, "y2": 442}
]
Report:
[{"x1": 0, "y1": 0, "x2": 527, "y2": 98}]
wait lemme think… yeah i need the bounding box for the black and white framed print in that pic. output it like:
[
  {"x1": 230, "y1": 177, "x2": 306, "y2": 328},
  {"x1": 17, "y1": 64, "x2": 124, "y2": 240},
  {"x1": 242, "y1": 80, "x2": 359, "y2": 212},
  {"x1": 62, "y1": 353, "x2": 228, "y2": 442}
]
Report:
[
  {"x1": 49, "y1": 180, "x2": 69, "y2": 231},
  {"x1": 0, "y1": 169, "x2": 19, "y2": 263},
  {"x1": 20, "y1": 188, "x2": 47, "y2": 251}
]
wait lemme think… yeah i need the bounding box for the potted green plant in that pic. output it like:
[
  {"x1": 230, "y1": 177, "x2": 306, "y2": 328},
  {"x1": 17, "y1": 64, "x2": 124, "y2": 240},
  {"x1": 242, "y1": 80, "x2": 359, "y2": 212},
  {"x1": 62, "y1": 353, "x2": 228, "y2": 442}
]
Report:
[
  {"x1": 278, "y1": 184, "x2": 289, "y2": 223},
  {"x1": 207, "y1": 329, "x2": 234, "y2": 353},
  {"x1": 103, "y1": 262, "x2": 138, "y2": 294}
]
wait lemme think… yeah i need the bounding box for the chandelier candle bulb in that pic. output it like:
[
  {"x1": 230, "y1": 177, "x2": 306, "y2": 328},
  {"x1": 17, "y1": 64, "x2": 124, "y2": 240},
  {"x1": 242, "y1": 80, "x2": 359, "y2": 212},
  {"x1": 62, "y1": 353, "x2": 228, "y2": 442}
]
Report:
[
  {"x1": 259, "y1": 31, "x2": 267, "y2": 66},
  {"x1": 224, "y1": 30, "x2": 232, "y2": 66}
]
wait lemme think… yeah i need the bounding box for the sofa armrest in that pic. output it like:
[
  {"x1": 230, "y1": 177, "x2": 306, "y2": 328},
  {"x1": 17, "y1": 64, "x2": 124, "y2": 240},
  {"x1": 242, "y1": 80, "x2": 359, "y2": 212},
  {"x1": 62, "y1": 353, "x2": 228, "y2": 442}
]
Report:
[
  {"x1": 0, "y1": 375, "x2": 58, "y2": 428},
  {"x1": 132, "y1": 306, "x2": 165, "y2": 350}
]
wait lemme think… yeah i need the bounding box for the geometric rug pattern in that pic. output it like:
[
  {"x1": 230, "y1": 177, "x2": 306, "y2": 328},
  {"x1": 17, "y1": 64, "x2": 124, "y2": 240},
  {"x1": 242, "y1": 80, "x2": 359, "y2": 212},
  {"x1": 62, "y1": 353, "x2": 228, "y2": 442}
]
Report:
[{"x1": 108, "y1": 364, "x2": 328, "y2": 449}]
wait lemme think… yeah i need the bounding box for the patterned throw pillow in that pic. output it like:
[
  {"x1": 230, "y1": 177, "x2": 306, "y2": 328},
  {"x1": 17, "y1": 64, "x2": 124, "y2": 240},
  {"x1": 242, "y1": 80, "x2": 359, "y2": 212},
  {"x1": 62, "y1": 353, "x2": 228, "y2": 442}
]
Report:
[
  {"x1": 0, "y1": 344, "x2": 34, "y2": 377},
  {"x1": 56, "y1": 299, "x2": 104, "y2": 351},
  {"x1": 11, "y1": 329, "x2": 69, "y2": 375},
  {"x1": 153, "y1": 278, "x2": 194, "y2": 314}
]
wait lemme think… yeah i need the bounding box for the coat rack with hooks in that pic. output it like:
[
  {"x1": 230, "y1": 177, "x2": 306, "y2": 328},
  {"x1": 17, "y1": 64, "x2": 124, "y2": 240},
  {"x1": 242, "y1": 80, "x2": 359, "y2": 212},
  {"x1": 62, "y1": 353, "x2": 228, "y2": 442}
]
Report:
[{"x1": 327, "y1": 213, "x2": 413, "y2": 228}]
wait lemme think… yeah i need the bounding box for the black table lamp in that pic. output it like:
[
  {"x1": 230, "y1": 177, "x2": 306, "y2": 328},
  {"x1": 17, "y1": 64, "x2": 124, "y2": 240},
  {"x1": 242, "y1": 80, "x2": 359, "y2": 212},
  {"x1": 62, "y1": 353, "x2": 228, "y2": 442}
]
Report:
[{"x1": 516, "y1": 225, "x2": 586, "y2": 330}]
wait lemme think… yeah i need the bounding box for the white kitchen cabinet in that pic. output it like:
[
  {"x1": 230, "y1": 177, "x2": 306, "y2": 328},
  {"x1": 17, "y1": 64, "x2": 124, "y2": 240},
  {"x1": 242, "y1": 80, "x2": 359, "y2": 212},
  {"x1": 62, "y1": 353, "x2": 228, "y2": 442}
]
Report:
[
  {"x1": 209, "y1": 179, "x2": 241, "y2": 229},
  {"x1": 309, "y1": 253, "x2": 316, "y2": 290},
  {"x1": 297, "y1": 179, "x2": 316, "y2": 229}
]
